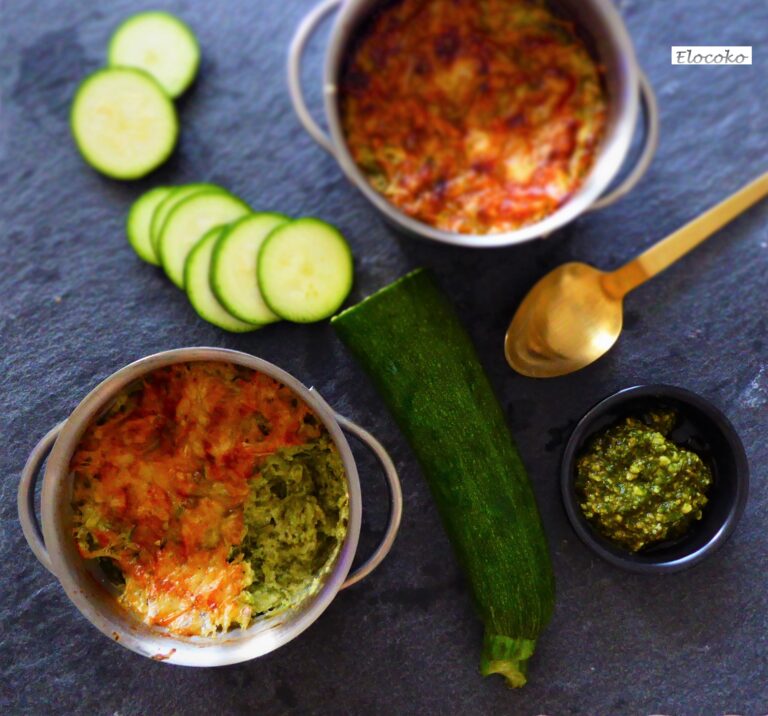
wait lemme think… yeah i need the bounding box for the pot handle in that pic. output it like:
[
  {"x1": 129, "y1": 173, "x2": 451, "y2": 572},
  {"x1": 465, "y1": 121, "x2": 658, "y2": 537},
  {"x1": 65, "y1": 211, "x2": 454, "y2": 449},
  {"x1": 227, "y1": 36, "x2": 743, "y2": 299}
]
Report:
[
  {"x1": 18, "y1": 422, "x2": 64, "y2": 575},
  {"x1": 334, "y1": 413, "x2": 403, "y2": 589},
  {"x1": 589, "y1": 70, "x2": 660, "y2": 211},
  {"x1": 287, "y1": 0, "x2": 342, "y2": 155}
]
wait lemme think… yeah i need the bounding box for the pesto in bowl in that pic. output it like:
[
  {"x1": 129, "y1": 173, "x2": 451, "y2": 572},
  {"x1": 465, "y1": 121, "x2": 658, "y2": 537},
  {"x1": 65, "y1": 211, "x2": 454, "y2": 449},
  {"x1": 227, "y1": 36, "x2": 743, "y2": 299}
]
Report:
[
  {"x1": 561, "y1": 384, "x2": 749, "y2": 574},
  {"x1": 575, "y1": 410, "x2": 712, "y2": 552}
]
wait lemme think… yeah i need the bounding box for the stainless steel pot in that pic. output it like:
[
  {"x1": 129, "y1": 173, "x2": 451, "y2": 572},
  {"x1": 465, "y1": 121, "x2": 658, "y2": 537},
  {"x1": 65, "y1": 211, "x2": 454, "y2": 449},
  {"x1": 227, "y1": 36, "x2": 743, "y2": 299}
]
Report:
[
  {"x1": 18, "y1": 347, "x2": 402, "y2": 666},
  {"x1": 288, "y1": 0, "x2": 659, "y2": 248}
]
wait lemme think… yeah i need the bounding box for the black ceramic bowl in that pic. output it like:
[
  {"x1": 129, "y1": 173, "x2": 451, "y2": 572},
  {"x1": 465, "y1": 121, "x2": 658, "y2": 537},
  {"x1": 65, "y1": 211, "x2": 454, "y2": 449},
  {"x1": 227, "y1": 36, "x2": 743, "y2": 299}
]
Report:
[{"x1": 561, "y1": 385, "x2": 749, "y2": 573}]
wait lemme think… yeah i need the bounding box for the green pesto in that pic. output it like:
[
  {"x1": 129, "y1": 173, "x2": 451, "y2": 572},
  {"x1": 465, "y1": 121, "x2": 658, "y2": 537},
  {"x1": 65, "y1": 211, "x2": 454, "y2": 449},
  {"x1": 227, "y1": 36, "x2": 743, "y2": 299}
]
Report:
[
  {"x1": 233, "y1": 436, "x2": 349, "y2": 616},
  {"x1": 576, "y1": 410, "x2": 712, "y2": 552}
]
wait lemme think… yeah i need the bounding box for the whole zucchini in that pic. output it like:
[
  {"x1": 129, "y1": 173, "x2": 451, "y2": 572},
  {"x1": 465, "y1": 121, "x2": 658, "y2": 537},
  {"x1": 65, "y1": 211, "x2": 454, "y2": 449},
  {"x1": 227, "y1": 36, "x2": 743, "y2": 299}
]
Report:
[{"x1": 332, "y1": 269, "x2": 555, "y2": 687}]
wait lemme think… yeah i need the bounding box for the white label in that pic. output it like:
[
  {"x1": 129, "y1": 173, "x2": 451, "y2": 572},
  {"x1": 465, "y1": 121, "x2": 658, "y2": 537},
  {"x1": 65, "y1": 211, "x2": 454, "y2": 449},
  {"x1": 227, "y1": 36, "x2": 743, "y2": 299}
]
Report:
[{"x1": 671, "y1": 46, "x2": 752, "y2": 65}]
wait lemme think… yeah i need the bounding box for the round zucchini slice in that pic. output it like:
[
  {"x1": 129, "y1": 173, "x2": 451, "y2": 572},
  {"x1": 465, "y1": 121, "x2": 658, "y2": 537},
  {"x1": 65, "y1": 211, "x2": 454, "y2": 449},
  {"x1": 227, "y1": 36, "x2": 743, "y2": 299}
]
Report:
[
  {"x1": 70, "y1": 67, "x2": 178, "y2": 180},
  {"x1": 150, "y1": 183, "x2": 223, "y2": 254},
  {"x1": 211, "y1": 213, "x2": 289, "y2": 325},
  {"x1": 258, "y1": 218, "x2": 354, "y2": 323},
  {"x1": 126, "y1": 186, "x2": 173, "y2": 265},
  {"x1": 185, "y1": 227, "x2": 260, "y2": 332},
  {"x1": 108, "y1": 11, "x2": 200, "y2": 98},
  {"x1": 158, "y1": 189, "x2": 251, "y2": 288}
]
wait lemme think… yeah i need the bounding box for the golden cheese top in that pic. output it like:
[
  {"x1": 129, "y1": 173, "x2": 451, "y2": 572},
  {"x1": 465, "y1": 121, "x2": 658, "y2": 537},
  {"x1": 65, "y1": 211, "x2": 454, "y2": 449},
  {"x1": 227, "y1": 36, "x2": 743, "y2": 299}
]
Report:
[{"x1": 340, "y1": 0, "x2": 608, "y2": 234}]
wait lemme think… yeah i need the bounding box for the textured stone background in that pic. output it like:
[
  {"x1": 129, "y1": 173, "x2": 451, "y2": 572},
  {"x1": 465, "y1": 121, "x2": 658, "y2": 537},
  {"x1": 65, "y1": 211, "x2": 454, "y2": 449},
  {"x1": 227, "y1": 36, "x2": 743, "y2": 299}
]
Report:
[{"x1": 1, "y1": 0, "x2": 766, "y2": 714}]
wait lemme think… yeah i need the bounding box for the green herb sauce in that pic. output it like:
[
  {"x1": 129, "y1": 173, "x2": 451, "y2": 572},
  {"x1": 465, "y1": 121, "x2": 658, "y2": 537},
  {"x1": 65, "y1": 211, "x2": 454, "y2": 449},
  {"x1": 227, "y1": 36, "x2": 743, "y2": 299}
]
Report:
[{"x1": 576, "y1": 410, "x2": 712, "y2": 552}]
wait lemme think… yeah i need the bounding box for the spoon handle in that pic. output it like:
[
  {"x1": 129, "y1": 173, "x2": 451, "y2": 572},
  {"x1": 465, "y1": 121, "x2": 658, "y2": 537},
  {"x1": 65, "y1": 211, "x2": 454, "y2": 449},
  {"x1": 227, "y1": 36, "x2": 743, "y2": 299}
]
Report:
[{"x1": 605, "y1": 171, "x2": 768, "y2": 297}]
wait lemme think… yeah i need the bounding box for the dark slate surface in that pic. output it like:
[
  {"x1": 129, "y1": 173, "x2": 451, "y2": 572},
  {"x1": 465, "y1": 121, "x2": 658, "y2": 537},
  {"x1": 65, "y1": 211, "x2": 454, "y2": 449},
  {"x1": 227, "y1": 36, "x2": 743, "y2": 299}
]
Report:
[{"x1": 2, "y1": 0, "x2": 766, "y2": 713}]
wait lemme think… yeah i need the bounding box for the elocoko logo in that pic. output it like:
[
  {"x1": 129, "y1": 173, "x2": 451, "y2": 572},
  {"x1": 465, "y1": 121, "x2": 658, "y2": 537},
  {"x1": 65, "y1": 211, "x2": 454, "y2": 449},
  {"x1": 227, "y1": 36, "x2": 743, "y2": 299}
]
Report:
[{"x1": 671, "y1": 46, "x2": 752, "y2": 65}]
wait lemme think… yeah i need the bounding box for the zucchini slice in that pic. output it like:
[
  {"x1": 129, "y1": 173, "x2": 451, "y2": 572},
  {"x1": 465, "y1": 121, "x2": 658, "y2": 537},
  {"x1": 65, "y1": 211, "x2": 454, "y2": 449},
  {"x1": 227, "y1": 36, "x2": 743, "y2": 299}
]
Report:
[
  {"x1": 70, "y1": 67, "x2": 178, "y2": 179},
  {"x1": 184, "y1": 227, "x2": 260, "y2": 332},
  {"x1": 258, "y1": 218, "x2": 353, "y2": 323},
  {"x1": 158, "y1": 190, "x2": 251, "y2": 288},
  {"x1": 210, "y1": 213, "x2": 288, "y2": 325},
  {"x1": 126, "y1": 186, "x2": 173, "y2": 265},
  {"x1": 107, "y1": 11, "x2": 200, "y2": 98},
  {"x1": 150, "y1": 183, "x2": 221, "y2": 254}
]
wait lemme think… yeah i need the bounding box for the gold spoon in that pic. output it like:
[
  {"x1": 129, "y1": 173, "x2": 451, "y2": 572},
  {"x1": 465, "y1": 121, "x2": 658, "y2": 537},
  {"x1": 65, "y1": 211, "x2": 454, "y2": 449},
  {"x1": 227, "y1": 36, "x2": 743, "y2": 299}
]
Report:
[{"x1": 505, "y1": 172, "x2": 768, "y2": 378}]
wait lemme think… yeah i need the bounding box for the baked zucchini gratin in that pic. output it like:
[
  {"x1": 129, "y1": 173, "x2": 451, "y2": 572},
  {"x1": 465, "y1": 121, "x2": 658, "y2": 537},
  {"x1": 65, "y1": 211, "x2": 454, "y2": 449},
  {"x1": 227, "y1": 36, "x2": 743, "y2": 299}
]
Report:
[{"x1": 70, "y1": 361, "x2": 349, "y2": 637}]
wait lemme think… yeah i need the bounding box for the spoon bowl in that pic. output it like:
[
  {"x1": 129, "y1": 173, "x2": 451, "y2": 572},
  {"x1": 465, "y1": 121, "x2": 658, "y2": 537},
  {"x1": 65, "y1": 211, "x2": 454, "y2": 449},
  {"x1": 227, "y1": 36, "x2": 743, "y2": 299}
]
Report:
[{"x1": 505, "y1": 262, "x2": 623, "y2": 377}]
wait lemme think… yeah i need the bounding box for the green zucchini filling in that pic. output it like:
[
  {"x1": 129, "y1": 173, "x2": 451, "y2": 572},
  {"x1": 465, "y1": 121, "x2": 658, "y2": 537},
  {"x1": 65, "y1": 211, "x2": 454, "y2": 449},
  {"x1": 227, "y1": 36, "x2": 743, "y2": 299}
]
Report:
[{"x1": 234, "y1": 436, "x2": 349, "y2": 616}]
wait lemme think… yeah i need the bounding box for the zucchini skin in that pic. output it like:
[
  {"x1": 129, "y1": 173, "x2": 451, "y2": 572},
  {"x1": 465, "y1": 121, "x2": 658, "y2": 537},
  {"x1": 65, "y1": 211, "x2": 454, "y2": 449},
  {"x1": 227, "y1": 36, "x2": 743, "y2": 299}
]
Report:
[{"x1": 332, "y1": 269, "x2": 555, "y2": 686}]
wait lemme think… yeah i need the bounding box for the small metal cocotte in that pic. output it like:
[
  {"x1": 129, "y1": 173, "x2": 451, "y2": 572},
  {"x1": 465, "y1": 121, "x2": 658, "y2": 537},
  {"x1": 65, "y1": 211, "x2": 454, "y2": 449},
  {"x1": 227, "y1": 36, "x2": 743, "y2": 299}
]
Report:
[
  {"x1": 18, "y1": 347, "x2": 403, "y2": 666},
  {"x1": 288, "y1": 0, "x2": 660, "y2": 248}
]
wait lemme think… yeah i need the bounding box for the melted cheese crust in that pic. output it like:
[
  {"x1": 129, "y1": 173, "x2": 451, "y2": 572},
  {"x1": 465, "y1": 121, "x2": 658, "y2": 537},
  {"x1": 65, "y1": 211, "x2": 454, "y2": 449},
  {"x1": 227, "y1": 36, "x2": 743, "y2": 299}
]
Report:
[
  {"x1": 71, "y1": 362, "x2": 325, "y2": 636},
  {"x1": 341, "y1": 0, "x2": 607, "y2": 234}
]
